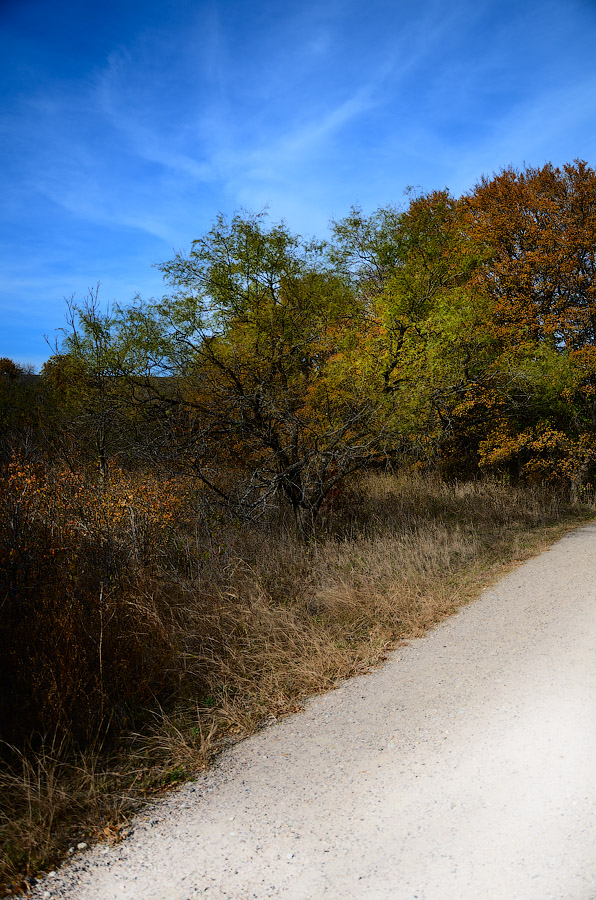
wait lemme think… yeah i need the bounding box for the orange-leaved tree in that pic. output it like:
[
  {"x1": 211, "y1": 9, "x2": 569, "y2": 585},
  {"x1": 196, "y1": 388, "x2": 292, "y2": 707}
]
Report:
[{"x1": 464, "y1": 160, "x2": 596, "y2": 488}]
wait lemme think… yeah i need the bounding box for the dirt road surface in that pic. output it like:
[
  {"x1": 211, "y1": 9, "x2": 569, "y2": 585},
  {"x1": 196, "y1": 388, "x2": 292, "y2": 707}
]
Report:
[{"x1": 28, "y1": 523, "x2": 596, "y2": 899}]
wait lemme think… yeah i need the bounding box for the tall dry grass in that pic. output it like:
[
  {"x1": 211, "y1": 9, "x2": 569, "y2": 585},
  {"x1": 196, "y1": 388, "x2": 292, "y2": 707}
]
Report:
[{"x1": 0, "y1": 467, "x2": 591, "y2": 893}]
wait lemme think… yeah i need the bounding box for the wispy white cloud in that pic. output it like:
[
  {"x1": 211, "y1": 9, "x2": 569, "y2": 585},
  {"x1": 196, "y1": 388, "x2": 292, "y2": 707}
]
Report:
[{"x1": 2, "y1": 0, "x2": 465, "y2": 247}]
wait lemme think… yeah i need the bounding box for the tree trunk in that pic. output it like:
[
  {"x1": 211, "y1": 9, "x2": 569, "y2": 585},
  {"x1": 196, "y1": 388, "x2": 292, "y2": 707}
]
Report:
[{"x1": 293, "y1": 504, "x2": 315, "y2": 541}]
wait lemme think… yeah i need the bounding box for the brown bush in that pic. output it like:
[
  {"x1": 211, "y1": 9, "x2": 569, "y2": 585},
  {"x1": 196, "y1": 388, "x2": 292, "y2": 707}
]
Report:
[{"x1": 0, "y1": 459, "x2": 194, "y2": 744}]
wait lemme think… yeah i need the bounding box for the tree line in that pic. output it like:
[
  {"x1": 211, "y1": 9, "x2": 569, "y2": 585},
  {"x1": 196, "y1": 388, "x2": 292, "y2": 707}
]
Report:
[{"x1": 3, "y1": 159, "x2": 596, "y2": 534}]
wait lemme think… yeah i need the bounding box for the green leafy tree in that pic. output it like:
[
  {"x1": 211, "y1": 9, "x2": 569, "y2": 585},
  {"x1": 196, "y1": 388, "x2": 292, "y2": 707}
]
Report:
[
  {"x1": 119, "y1": 212, "x2": 398, "y2": 534},
  {"x1": 332, "y1": 191, "x2": 490, "y2": 469}
]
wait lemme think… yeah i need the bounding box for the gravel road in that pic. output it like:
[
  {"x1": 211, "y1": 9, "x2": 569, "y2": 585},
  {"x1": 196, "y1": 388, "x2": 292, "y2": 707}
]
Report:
[{"x1": 27, "y1": 523, "x2": 596, "y2": 900}]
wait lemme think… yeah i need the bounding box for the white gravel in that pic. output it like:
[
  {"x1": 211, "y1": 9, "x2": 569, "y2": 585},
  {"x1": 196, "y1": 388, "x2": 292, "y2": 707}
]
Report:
[{"x1": 24, "y1": 522, "x2": 596, "y2": 899}]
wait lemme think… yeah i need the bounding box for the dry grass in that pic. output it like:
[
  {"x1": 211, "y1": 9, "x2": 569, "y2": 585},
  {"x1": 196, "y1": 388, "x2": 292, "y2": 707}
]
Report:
[{"x1": 1, "y1": 472, "x2": 592, "y2": 894}]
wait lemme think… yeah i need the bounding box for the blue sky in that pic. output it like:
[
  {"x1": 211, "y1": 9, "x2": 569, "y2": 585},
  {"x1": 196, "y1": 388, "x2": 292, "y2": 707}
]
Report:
[{"x1": 2, "y1": 0, "x2": 596, "y2": 368}]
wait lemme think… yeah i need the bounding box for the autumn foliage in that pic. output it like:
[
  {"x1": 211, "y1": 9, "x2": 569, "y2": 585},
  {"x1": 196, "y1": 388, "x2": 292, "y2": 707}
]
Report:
[
  {"x1": 2, "y1": 159, "x2": 596, "y2": 736},
  {"x1": 0, "y1": 456, "x2": 198, "y2": 744},
  {"x1": 458, "y1": 161, "x2": 596, "y2": 485},
  {"x1": 1, "y1": 156, "x2": 596, "y2": 804},
  {"x1": 2, "y1": 159, "x2": 596, "y2": 889}
]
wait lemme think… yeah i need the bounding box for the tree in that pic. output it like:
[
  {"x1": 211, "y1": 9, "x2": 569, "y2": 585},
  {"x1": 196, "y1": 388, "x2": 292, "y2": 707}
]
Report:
[
  {"x1": 118, "y1": 212, "x2": 398, "y2": 535},
  {"x1": 466, "y1": 160, "x2": 596, "y2": 353},
  {"x1": 332, "y1": 191, "x2": 490, "y2": 469},
  {"x1": 42, "y1": 286, "x2": 131, "y2": 477},
  {"x1": 0, "y1": 358, "x2": 24, "y2": 379},
  {"x1": 0, "y1": 358, "x2": 40, "y2": 461},
  {"x1": 463, "y1": 161, "x2": 596, "y2": 488}
]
